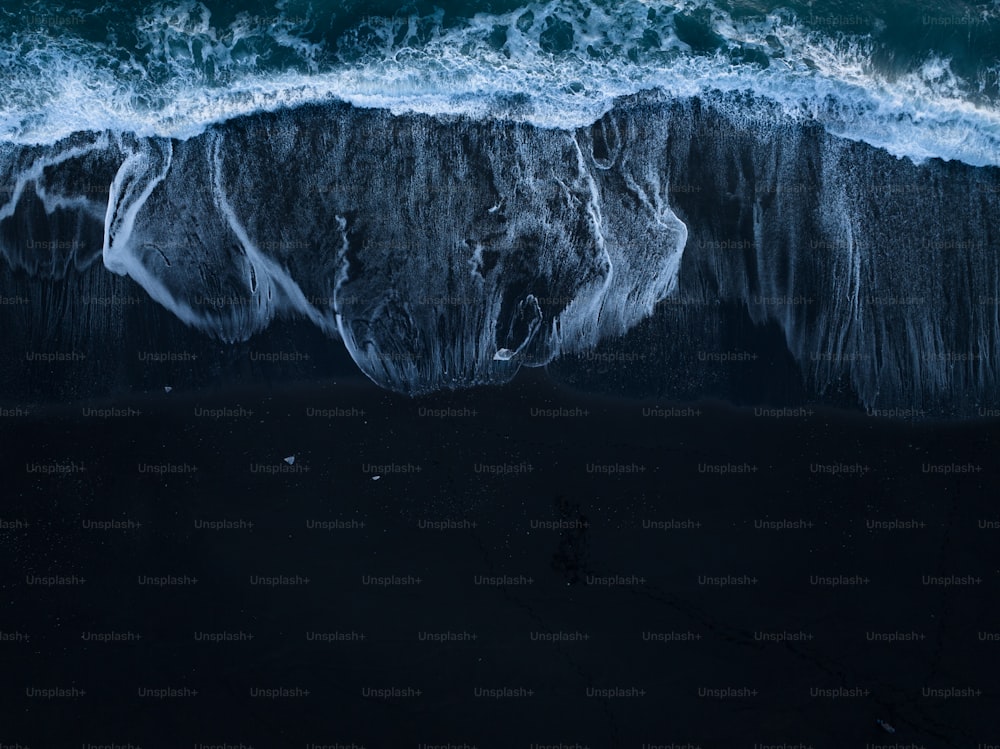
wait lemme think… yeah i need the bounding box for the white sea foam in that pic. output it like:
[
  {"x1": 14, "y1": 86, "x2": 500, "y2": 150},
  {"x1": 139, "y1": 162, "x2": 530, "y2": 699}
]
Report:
[{"x1": 0, "y1": 0, "x2": 998, "y2": 166}]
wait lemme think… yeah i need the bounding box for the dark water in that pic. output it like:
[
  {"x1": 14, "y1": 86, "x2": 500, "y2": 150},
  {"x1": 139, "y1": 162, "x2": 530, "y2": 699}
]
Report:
[{"x1": 4, "y1": 0, "x2": 999, "y2": 93}]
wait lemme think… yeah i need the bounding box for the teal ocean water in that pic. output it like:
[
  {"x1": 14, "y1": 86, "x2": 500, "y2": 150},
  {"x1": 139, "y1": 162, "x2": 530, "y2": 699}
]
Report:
[{"x1": 2, "y1": 0, "x2": 999, "y2": 163}]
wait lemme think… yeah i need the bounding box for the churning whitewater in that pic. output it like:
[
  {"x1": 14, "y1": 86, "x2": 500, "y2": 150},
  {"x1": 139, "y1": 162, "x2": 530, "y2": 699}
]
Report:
[{"x1": 1, "y1": 0, "x2": 999, "y2": 164}]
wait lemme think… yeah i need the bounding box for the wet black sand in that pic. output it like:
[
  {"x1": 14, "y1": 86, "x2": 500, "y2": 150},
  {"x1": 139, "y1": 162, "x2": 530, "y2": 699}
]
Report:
[{"x1": 1, "y1": 369, "x2": 998, "y2": 747}]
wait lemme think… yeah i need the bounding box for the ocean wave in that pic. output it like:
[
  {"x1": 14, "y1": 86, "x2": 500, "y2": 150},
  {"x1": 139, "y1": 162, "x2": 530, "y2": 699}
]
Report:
[
  {"x1": 0, "y1": 0, "x2": 999, "y2": 166},
  {"x1": 3, "y1": 95, "x2": 999, "y2": 412}
]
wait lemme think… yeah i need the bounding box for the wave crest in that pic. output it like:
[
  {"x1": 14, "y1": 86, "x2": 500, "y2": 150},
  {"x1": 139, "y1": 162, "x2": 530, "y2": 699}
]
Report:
[{"x1": 0, "y1": 0, "x2": 998, "y2": 166}]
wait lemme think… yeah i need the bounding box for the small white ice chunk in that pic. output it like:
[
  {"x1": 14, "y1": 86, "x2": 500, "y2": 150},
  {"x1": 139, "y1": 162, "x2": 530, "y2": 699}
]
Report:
[
  {"x1": 163, "y1": 386, "x2": 172, "y2": 393},
  {"x1": 283, "y1": 455, "x2": 295, "y2": 465},
  {"x1": 372, "y1": 475, "x2": 381, "y2": 481},
  {"x1": 493, "y1": 348, "x2": 515, "y2": 361}
]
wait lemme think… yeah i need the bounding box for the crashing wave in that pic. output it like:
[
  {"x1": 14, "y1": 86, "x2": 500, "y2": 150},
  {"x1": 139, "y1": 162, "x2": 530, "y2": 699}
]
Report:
[{"x1": 0, "y1": 0, "x2": 998, "y2": 167}]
